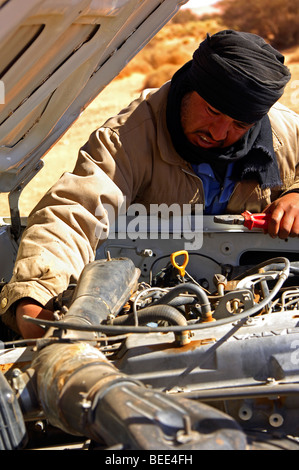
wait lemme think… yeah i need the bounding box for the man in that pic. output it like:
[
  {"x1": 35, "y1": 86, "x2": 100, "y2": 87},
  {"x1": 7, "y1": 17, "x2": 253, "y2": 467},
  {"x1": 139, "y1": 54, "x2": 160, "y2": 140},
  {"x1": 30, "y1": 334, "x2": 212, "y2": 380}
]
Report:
[{"x1": 1, "y1": 30, "x2": 299, "y2": 338}]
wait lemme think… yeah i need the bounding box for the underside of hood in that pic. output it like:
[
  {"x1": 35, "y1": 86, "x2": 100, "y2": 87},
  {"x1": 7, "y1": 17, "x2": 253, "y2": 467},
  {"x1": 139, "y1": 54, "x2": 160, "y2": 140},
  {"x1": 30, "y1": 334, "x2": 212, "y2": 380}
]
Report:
[{"x1": 0, "y1": 0, "x2": 187, "y2": 195}]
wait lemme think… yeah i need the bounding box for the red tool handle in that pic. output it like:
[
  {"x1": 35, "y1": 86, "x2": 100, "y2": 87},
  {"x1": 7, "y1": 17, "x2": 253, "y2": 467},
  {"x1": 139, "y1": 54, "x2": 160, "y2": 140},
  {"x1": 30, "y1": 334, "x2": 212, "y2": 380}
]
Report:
[{"x1": 242, "y1": 211, "x2": 271, "y2": 230}]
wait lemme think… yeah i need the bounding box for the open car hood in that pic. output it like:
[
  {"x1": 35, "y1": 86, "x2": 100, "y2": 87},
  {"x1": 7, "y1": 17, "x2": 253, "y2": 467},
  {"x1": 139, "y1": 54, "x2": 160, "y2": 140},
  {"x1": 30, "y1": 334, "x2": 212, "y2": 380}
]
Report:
[{"x1": 0, "y1": 0, "x2": 187, "y2": 194}]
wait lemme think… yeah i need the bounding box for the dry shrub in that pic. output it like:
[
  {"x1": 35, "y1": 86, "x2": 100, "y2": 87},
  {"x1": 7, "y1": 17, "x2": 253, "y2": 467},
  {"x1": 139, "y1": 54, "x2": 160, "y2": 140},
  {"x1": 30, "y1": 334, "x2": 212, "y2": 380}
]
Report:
[
  {"x1": 142, "y1": 64, "x2": 179, "y2": 89},
  {"x1": 218, "y1": 0, "x2": 299, "y2": 50},
  {"x1": 118, "y1": 43, "x2": 192, "y2": 80},
  {"x1": 117, "y1": 57, "x2": 153, "y2": 79},
  {"x1": 288, "y1": 49, "x2": 299, "y2": 64},
  {"x1": 147, "y1": 47, "x2": 191, "y2": 69},
  {"x1": 170, "y1": 9, "x2": 200, "y2": 24}
]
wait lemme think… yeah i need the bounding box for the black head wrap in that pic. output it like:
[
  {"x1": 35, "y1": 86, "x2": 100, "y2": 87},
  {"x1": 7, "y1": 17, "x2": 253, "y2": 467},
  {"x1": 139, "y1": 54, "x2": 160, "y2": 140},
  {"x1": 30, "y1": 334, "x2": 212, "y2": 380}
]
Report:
[
  {"x1": 166, "y1": 30, "x2": 290, "y2": 186},
  {"x1": 187, "y1": 30, "x2": 291, "y2": 123}
]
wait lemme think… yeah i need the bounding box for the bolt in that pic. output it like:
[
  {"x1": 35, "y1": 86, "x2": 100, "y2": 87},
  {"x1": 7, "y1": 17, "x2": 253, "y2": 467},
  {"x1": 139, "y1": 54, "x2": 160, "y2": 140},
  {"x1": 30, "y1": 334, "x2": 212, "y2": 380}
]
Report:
[
  {"x1": 238, "y1": 404, "x2": 253, "y2": 421},
  {"x1": 12, "y1": 368, "x2": 21, "y2": 377},
  {"x1": 35, "y1": 420, "x2": 45, "y2": 432},
  {"x1": 269, "y1": 413, "x2": 284, "y2": 428},
  {"x1": 266, "y1": 377, "x2": 277, "y2": 385},
  {"x1": 81, "y1": 397, "x2": 92, "y2": 411},
  {"x1": 139, "y1": 249, "x2": 153, "y2": 257}
]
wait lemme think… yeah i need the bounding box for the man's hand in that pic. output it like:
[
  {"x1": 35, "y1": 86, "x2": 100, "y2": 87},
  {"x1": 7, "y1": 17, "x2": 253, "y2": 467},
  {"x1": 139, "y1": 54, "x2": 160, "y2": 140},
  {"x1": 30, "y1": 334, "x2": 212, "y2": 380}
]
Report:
[
  {"x1": 16, "y1": 298, "x2": 53, "y2": 339},
  {"x1": 264, "y1": 192, "x2": 299, "y2": 238}
]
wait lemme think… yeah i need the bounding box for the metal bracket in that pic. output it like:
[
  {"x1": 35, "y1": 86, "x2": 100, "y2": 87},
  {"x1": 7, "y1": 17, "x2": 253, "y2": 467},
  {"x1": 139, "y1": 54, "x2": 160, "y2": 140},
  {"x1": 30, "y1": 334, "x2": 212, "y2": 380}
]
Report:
[
  {"x1": 8, "y1": 160, "x2": 44, "y2": 242},
  {"x1": 213, "y1": 289, "x2": 255, "y2": 319}
]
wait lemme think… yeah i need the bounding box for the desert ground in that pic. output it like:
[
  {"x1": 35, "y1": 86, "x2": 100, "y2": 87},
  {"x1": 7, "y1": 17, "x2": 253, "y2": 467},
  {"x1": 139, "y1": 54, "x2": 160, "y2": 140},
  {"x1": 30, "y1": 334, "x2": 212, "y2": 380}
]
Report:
[{"x1": 0, "y1": 25, "x2": 298, "y2": 218}]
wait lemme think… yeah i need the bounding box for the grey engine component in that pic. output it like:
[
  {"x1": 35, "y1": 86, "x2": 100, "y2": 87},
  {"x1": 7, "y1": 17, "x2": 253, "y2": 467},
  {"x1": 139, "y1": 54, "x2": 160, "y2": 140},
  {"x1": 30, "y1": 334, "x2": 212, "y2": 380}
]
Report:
[{"x1": 2, "y1": 255, "x2": 299, "y2": 450}]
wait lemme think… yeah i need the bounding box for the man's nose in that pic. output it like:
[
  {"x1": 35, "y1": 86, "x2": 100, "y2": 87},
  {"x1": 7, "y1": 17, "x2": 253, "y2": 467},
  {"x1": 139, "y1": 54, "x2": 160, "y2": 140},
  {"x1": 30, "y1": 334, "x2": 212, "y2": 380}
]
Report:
[{"x1": 209, "y1": 115, "x2": 232, "y2": 142}]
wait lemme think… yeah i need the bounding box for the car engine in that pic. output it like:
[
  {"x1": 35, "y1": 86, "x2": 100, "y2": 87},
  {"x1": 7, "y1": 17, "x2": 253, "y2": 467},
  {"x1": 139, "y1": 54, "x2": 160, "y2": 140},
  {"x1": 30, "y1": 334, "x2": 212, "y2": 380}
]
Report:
[
  {"x1": 1, "y1": 217, "x2": 299, "y2": 451},
  {"x1": 0, "y1": 0, "x2": 298, "y2": 454}
]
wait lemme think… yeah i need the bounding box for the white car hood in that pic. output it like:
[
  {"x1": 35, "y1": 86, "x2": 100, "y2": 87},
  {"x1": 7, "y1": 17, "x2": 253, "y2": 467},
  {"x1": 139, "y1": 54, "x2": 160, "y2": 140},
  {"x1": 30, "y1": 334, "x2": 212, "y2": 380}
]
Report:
[{"x1": 0, "y1": 0, "x2": 188, "y2": 193}]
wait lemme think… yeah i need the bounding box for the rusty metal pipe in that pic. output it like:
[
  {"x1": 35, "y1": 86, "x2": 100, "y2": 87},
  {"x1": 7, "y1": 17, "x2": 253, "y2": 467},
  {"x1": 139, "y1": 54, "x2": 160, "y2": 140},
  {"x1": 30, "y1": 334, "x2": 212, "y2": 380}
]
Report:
[
  {"x1": 31, "y1": 342, "x2": 132, "y2": 437},
  {"x1": 58, "y1": 257, "x2": 140, "y2": 340},
  {"x1": 31, "y1": 341, "x2": 247, "y2": 449}
]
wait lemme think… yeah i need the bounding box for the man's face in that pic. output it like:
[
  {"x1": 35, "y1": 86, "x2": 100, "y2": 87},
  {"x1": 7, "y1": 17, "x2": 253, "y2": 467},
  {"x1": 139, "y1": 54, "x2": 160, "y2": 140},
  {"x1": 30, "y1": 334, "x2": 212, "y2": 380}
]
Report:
[{"x1": 180, "y1": 91, "x2": 254, "y2": 149}]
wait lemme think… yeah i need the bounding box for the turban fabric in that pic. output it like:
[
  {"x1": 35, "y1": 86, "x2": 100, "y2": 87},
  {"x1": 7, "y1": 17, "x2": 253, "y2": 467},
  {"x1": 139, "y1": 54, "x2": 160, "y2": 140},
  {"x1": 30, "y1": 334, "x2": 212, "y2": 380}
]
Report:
[
  {"x1": 166, "y1": 30, "x2": 290, "y2": 186},
  {"x1": 187, "y1": 30, "x2": 291, "y2": 123}
]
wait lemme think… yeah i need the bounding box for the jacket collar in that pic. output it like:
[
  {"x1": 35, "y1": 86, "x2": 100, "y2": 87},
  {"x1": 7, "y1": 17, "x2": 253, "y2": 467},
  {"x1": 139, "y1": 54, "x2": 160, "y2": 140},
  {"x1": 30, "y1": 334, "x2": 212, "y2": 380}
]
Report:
[{"x1": 150, "y1": 82, "x2": 191, "y2": 169}]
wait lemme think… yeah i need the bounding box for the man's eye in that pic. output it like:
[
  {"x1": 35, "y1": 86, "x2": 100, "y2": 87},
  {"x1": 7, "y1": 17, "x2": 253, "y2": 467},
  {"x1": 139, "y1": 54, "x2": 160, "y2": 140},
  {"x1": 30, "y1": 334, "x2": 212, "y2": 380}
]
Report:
[{"x1": 234, "y1": 122, "x2": 249, "y2": 130}]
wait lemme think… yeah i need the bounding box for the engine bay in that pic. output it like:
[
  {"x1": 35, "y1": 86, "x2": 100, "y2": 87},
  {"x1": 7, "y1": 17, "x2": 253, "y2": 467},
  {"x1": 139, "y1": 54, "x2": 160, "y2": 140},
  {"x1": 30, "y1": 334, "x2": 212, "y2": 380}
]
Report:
[
  {"x1": 0, "y1": 0, "x2": 298, "y2": 453},
  {"x1": 1, "y1": 217, "x2": 299, "y2": 450}
]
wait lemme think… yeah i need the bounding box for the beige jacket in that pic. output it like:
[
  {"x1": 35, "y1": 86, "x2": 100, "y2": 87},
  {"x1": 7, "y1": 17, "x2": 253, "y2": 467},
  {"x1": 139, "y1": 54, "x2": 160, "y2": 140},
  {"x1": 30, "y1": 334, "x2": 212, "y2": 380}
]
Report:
[{"x1": 1, "y1": 82, "x2": 299, "y2": 331}]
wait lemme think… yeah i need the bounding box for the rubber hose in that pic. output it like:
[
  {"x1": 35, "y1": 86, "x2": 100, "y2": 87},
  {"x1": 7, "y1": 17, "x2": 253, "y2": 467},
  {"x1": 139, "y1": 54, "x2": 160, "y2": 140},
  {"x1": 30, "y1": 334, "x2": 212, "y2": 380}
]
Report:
[
  {"x1": 110, "y1": 304, "x2": 188, "y2": 326},
  {"x1": 153, "y1": 282, "x2": 211, "y2": 315}
]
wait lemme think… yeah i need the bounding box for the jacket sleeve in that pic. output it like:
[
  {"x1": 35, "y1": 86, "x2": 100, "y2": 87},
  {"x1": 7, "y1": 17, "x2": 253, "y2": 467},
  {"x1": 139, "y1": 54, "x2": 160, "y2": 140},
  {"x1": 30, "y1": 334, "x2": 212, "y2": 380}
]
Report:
[
  {"x1": 0, "y1": 126, "x2": 136, "y2": 331},
  {"x1": 270, "y1": 103, "x2": 299, "y2": 195}
]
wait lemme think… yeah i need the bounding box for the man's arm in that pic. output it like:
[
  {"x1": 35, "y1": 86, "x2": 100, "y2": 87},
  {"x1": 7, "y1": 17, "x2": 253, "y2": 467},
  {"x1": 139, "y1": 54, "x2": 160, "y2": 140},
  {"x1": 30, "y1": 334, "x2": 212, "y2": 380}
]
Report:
[
  {"x1": 0, "y1": 127, "x2": 134, "y2": 336},
  {"x1": 16, "y1": 299, "x2": 54, "y2": 339}
]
